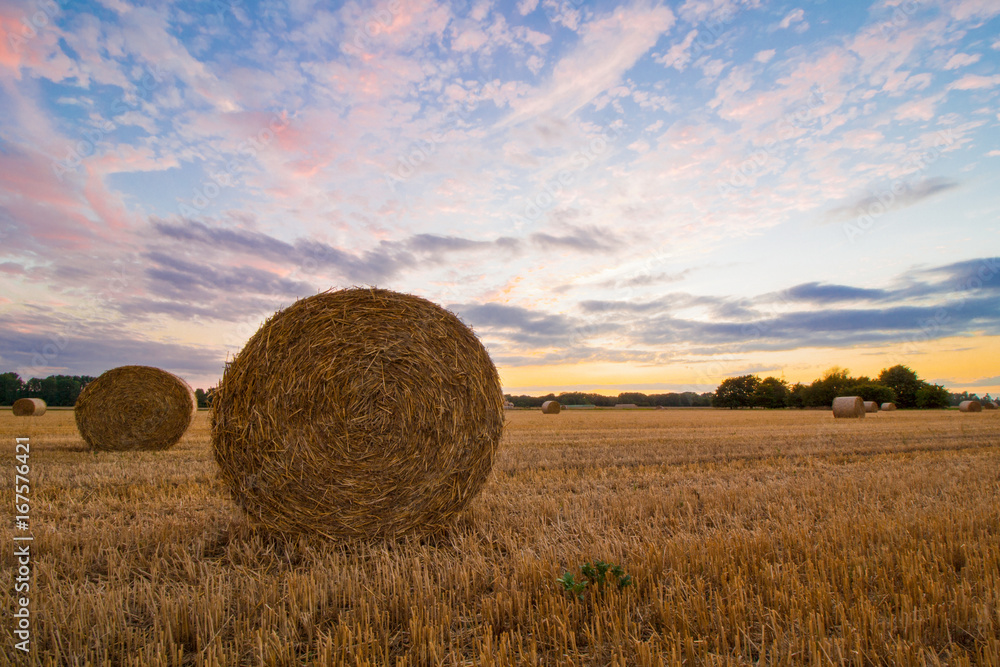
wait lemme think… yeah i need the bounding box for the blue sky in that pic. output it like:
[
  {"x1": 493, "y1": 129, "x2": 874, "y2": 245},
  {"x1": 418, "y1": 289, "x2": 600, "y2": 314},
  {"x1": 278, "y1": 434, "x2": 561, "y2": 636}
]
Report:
[{"x1": 1, "y1": 0, "x2": 998, "y2": 394}]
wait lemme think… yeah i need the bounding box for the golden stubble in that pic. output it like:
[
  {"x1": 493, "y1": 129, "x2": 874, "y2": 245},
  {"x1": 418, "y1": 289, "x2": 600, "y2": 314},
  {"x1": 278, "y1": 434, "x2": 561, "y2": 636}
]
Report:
[{"x1": 1, "y1": 407, "x2": 998, "y2": 666}]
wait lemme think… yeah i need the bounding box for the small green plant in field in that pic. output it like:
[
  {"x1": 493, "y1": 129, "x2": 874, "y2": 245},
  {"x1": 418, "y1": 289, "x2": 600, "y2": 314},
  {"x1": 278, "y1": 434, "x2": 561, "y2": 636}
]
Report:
[{"x1": 558, "y1": 560, "x2": 632, "y2": 599}]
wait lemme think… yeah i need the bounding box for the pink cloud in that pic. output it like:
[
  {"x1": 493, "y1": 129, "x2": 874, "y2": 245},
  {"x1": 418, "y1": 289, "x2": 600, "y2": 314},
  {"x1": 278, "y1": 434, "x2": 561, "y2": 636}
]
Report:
[{"x1": 949, "y1": 74, "x2": 1000, "y2": 90}]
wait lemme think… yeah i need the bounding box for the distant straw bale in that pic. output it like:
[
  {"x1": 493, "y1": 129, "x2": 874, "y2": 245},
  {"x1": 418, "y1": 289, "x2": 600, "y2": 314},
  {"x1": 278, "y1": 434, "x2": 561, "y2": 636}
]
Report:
[
  {"x1": 541, "y1": 401, "x2": 561, "y2": 414},
  {"x1": 864, "y1": 401, "x2": 879, "y2": 413},
  {"x1": 880, "y1": 402, "x2": 897, "y2": 411},
  {"x1": 211, "y1": 287, "x2": 504, "y2": 541},
  {"x1": 12, "y1": 398, "x2": 46, "y2": 416},
  {"x1": 832, "y1": 396, "x2": 865, "y2": 418},
  {"x1": 958, "y1": 400, "x2": 982, "y2": 413},
  {"x1": 75, "y1": 366, "x2": 195, "y2": 451},
  {"x1": 982, "y1": 401, "x2": 997, "y2": 410}
]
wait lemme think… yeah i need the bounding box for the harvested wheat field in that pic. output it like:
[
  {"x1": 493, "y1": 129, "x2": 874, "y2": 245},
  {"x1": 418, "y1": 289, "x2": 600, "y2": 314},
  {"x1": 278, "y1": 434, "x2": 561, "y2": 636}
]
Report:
[{"x1": 1, "y1": 408, "x2": 999, "y2": 666}]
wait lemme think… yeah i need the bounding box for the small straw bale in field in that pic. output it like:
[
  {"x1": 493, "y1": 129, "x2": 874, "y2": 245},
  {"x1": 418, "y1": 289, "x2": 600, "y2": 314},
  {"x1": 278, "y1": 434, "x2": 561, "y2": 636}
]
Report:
[
  {"x1": 982, "y1": 400, "x2": 997, "y2": 410},
  {"x1": 74, "y1": 366, "x2": 196, "y2": 451},
  {"x1": 880, "y1": 402, "x2": 897, "y2": 411},
  {"x1": 211, "y1": 287, "x2": 504, "y2": 541},
  {"x1": 12, "y1": 398, "x2": 46, "y2": 416},
  {"x1": 832, "y1": 396, "x2": 865, "y2": 418},
  {"x1": 959, "y1": 400, "x2": 982, "y2": 413},
  {"x1": 541, "y1": 400, "x2": 561, "y2": 414},
  {"x1": 864, "y1": 401, "x2": 879, "y2": 413}
]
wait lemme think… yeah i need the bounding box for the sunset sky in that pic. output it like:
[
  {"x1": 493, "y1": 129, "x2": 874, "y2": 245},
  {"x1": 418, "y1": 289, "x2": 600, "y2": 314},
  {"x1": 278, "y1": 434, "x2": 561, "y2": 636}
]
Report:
[{"x1": 0, "y1": 0, "x2": 998, "y2": 395}]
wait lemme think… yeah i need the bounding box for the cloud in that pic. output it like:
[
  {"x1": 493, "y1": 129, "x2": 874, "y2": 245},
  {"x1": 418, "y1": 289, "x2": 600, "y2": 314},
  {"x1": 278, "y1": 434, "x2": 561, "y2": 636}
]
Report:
[
  {"x1": 949, "y1": 74, "x2": 1000, "y2": 90},
  {"x1": 824, "y1": 178, "x2": 960, "y2": 222},
  {"x1": 530, "y1": 225, "x2": 621, "y2": 253},
  {"x1": 516, "y1": 0, "x2": 539, "y2": 16},
  {"x1": 656, "y1": 29, "x2": 699, "y2": 71},
  {"x1": 754, "y1": 49, "x2": 775, "y2": 63},
  {"x1": 0, "y1": 318, "x2": 224, "y2": 381},
  {"x1": 776, "y1": 8, "x2": 807, "y2": 32},
  {"x1": 781, "y1": 283, "x2": 891, "y2": 303},
  {"x1": 502, "y1": 1, "x2": 675, "y2": 125},
  {"x1": 944, "y1": 52, "x2": 982, "y2": 69}
]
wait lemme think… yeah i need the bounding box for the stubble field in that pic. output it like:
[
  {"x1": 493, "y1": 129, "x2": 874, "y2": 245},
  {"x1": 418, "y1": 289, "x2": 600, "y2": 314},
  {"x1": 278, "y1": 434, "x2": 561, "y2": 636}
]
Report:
[{"x1": 1, "y1": 407, "x2": 998, "y2": 666}]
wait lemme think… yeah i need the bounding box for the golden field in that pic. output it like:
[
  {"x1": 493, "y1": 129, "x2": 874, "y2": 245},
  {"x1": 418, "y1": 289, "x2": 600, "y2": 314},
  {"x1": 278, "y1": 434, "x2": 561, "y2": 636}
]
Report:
[{"x1": 1, "y1": 408, "x2": 998, "y2": 666}]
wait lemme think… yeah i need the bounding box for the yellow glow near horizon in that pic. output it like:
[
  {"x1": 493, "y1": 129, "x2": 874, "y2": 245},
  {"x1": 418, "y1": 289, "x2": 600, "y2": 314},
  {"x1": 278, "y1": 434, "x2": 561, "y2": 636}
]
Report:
[{"x1": 499, "y1": 335, "x2": 1000, "y2": 396}]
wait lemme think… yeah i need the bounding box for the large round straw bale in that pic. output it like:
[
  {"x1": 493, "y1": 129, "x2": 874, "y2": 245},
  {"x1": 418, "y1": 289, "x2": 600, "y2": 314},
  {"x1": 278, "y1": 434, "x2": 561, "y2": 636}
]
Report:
[
  {"x1": 12, "y1": 398, "x2": 46, "y2": 416},
  {"x1": 211, "y1": 288, "x2": 504, "y2": 541},
  {"x1": 832, "y1": 396, "x2": 865, "y2": 418},
  {"x1": 75, "y1": 366, "x2": 196, "y2": 451},
  {"x1": 863, "y1": 401, "x2": 879, "y2": 413},
  {"x1": 958, "y1": 400, "x2": 982, "y2": 413},
  {"x1": 541, "y1": 400, "x2": 561, "y2": 414},
  {"x1": 880, "y1": 402, "x2": 897, "y2": 411}
]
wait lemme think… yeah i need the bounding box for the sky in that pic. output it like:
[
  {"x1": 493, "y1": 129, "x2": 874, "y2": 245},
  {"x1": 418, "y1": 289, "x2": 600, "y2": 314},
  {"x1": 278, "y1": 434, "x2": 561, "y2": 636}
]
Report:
[{"x1": 0, "y1": 0, "x2": 998, "y2": 396}]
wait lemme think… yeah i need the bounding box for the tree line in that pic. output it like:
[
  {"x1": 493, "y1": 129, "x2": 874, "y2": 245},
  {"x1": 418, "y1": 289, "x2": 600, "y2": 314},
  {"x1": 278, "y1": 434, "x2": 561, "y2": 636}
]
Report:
[
  {"x1": 2, "y1": 366, "x2": 991, "y2": 411},
  {"x1": 712, "y1": 365, "x2": 963, "y2": 409},
  {"x1": 504, "y1": 391, "x2": 713, "y2": 408},
  {"x1": 0, "y1": 372, "x2": 214, "y2": 408}
]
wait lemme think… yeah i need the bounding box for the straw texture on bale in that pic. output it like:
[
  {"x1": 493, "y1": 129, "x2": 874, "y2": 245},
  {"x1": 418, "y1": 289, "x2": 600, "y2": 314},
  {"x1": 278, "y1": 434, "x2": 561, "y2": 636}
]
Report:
[
  {"x1": 541, "y1": 400, "x2": 561, "y2": 414},
  {"x1": 880, "y1": 402, "x2": 897, "y2": 411},
  {"x1": 12, "y1": 398, "x2": 46, "y2": 416},
  {"x1": 958, "y1": 400, "x2": 982, "y2": 413},
  {"x1": 832, "y1": 396, "x2": 865, "y2": 418},
  {"x1": 864, "y1": 401, "x2": 879, "y2": 413},
  {"x1": 211, "y1": 288, "x2": 504, "y2": 541},
  {"x1": 75, "y1": 366, "x2": 196, "y2": 451}
]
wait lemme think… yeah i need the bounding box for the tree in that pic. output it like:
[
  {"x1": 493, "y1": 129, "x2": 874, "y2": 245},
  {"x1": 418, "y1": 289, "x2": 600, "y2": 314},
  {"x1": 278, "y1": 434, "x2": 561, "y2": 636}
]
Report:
[
  {"x1": 195, "y1": 388, "x2": 208, "y2": 408},
  {"x1": 753, "y1": 376, "x2": 789, "y2": 408},
  {"x1": 713, "y1": 375, "x2": 760, "y2": 409},
  {"x1": 878, "y1": 365, "x2": 922, "y2": 408},
  {"x1": 617, "y1": 392, "x2": 649, "y2": 406},
  {"x1": 0, "y1": 372, "x2": 24, "y2": 405},
  {"x1": 787, "y1": 383, "x2": 809, "y2": 408},
  {"x1": 847, "y1": 382, "x2": 896, "y2": 406},
  {"x1": 915, "y1": 384, "x2": 950, "y2": 409}
]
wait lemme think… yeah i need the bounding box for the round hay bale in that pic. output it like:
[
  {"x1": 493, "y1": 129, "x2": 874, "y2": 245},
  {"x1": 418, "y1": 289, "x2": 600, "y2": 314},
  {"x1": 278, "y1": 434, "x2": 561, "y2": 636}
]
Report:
[
  {"x1": 541, "y1": 400, "x2": 561, "y2": 414},
  {"x1": 880, "y1": 402, "x2": 897, "y2": 411},
  {"x1": 863, "y1": 401, "x2": 879, "y2": 413},
  {"x1": 958, "y1": 400, "x2": 982, "y2": 413},
  {"x1": 982, "y1": 400, "x2": 997, "y2": 410},
  {"x1": 832, "y1": 396, "x2": 865, "y2": 418},
  {"x1": 211, "y1": 288, "x2": 504, "y2": 541},
  {"x1": 12, "y1": 398, "x2": 46, "y2": 416},
  {"x1": 75, "y1": 366, "x2": 196, "y2": 451}
]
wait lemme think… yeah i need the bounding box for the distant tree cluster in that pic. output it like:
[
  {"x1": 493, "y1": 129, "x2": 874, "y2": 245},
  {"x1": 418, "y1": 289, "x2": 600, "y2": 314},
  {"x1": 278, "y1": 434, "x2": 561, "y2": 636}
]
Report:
[
  {"x1": 712, "y1": 365, "x2": 952, "y2": 409},
  {"x1": 1, "y1": 371, "x2": 215, "y2": 408},
  {"x1": 504, "y1": 391, "x2": 713, "y2": 409},
  {"x1": 0, "y1": 372, "x2": 96, "y2": 407}
]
